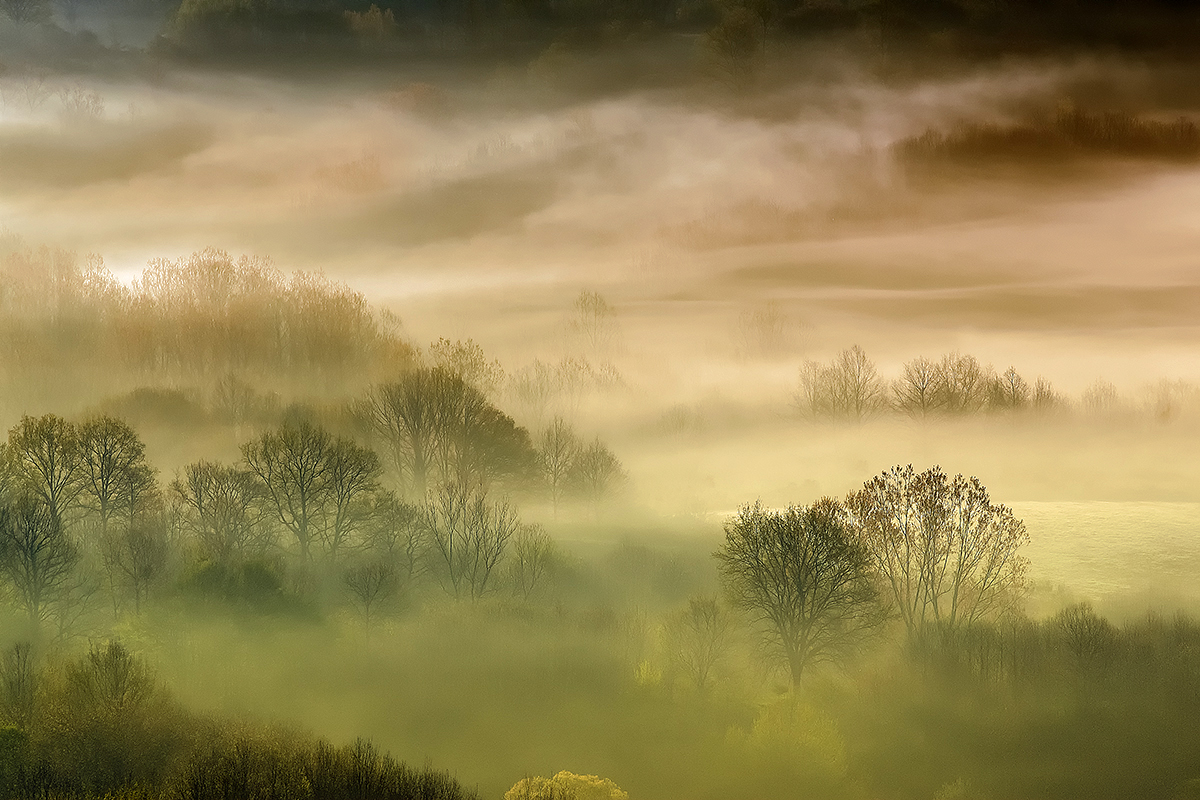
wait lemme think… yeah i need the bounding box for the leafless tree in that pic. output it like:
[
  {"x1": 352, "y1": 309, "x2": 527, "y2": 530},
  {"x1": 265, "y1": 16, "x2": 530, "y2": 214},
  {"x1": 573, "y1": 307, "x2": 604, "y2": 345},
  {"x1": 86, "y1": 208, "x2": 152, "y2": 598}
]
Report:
[
  {"x1": 171, "y1": 462, "x2": 270, "y2": 567},
  {"x1": 322, "y1": 438, "x2": 381, "y2": 561},
  {"x1": 423, "y1": 482, "x2": 518, "y2": 600},
  {"x1": 508, "y1": 523, "x2": 555, "y2": 602},
  {"x1": 343, "y1": 559, "x2": 399, "y2": 638},
  {"x1": 570, "y1": 290, "x2": 618, "y2": 357},
  {"x1": 537, "y1": 417, "x2": 580, "y2": 518},
  {"x1": 101, "y1": 515, "x2": 170, "y2": 615},
  {"x1": 989, "y1": 366, "x2": 1030, "y2": 411},
  {"x1": 0, "y1": 495, "x2": 81, "y2": 625},
  {"x1": 568, "y1": 438, "x2": 626, "y2": 513},
  {"x1": 662, "y1": 595, "x2": 734, "y2": 692},
  {"x1": 363, "y1": 490, "x2": 426, "y2": 583},
  {"x1": 716, "y1": 499, "x2": 882, "y2": 689},
  {"x1": 5, "y1": 414, "x2": 82, "y2": 524},
  {"x1": 0, "y1": 642, "x2": 35, "y2": 730},
  {"x1": 429, "y1": 337, "x2": 505, "y2": 398},
  {"x1": 242, "y1": 421, "x2": 332, "y2": 562},
  {"x1": 845, "y1": 465, "x2": 1029, "y2": 640},
  {"x1": 937, "y1": 353, "x2": 992, "y2": 414},
  {"x1": 892, "y1": 356, "x2": 945, "y2": 419},
  {"x1": 77, "y1": 416, "x2": 155, "y2": 535},
  {"x1": 796, "y1": 346, "x2": 885, "y2": 421},
  {"x1": 364, "y1": 368, "x2": 534, "y2": 497}
]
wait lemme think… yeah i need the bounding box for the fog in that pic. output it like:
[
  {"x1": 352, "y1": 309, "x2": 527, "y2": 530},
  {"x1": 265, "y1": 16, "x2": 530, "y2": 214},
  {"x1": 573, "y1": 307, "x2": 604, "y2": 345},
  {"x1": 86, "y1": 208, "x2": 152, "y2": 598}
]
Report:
[{"x1": 3, "y1": 5, "x2": 1200, "y2": 800}]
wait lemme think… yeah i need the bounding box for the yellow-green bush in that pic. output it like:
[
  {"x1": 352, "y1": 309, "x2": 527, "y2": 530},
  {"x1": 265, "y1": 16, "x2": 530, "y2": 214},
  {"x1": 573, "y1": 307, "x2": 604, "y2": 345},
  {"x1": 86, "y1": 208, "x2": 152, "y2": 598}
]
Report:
[{"x1": 505, "y1": 771, "x2": 628, "y2": 800}]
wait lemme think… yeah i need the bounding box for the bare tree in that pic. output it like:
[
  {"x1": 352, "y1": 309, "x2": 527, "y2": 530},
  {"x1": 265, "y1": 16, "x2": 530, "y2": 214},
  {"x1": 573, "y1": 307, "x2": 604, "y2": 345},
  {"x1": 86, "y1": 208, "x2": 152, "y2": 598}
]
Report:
[
  {"x1": 508, "y1": 523, "x2": 555, "y2": 602},
  {"x1": 937, "y1": 353, "x2": 992, "y2": 414},
  {"x1": 0, "y1": 495, "x2": 80, "y2": 625},
  {"x1": 77, "y1": 416, "x2": 155, "y2": 535},
  {"x1": 845, "y1": 465, "x2": 1029, "y2": 640},
  {"x1": 343, "y1": 559, "x2": 399, "y2": 638},
  {"x1": 6, "y1": 415, "x2": 82, "y2": 524},
  {"x1": 429, "y1": 337, "x2": 505, "y2": 398},
  {"x1": 242, "y1": 421, "x2": 332, "y2": 562},
  {"x1": 364, "y1": 368, "x2": 534, "y2": 497},
  {"x1": 322, "y1": 438, "x2": 381, "y2": 561},
  {"x1": 423, "y1": 482, "x2": 518, "y2": 600},
  {"x1": 101, "y1": 515, "x2": 170, "y2": 615},
  {"x1": 989, "y1": 366, "x2": 1030, "y2": 412},
  {"x1": 537, "y1": 417, "x2": 580, "y2": 518},
  {"x1": 570, "y1": 290, "x2": 618, "y2": 357},
  {"x1": 893, "y1": 356, "x2": 945, "y2": 419},
  {"x1": 171, "y1": 462, "x2": 270, "y2": 567},
  {"x1": 662, "y1": 595, "x2": 734, "y2": 692},
  {"x1": 796, "y1": 346, "x2": 885, "y2": 421},
  {"x1": 363, "y1": 490, "x2": 426, "y2": 583},
  {"x1": 568, "y1": 438, "x2": 626, "y2": 512},
  {"x1": 716, "y1": 499, "x2": 882, "y2": 689}
]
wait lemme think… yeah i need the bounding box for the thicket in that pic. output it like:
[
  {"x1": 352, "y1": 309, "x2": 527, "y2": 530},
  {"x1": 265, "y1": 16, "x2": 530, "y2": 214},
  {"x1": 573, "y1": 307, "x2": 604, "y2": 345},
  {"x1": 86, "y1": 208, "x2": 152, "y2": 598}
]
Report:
[{"x1": 0, "y1": 641, "x2": 478, "y2": 800}]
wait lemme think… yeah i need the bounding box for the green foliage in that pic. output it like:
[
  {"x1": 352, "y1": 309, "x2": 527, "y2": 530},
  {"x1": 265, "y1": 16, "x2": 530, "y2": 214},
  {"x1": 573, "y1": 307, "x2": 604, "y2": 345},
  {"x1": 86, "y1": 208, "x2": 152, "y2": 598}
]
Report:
[{"x1": 505, "y1": 770, "x2": 628, "y2": 800}]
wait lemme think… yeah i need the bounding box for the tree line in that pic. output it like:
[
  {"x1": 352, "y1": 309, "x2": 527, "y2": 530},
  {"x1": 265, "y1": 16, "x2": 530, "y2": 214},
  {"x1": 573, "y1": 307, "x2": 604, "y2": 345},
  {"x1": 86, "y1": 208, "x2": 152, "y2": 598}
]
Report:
[
  {"x1": 0, "y1": 246, "x2": 413, "y2": 405},
  {"x1": 0, "y1": 376, "x2": 625, "y2": 638},
  {"x1": 796, "y1": 345, "x2": 1073, "y2": 421}
]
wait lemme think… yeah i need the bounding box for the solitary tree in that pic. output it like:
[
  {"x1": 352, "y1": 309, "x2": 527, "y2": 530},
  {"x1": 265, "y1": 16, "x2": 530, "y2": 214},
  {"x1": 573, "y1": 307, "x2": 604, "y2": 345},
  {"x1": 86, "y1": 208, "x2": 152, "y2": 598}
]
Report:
[
  {"x1": 845, "y1": 464, "x2": 1028, "y2": 641},
  {"x1": 716, "y1": 499, "x2": 882, "y2": 689}
]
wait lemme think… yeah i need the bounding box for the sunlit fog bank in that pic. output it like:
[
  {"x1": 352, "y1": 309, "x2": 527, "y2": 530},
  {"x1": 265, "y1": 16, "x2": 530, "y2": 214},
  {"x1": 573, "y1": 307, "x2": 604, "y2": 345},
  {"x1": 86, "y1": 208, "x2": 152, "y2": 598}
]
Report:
[{"x1": 4, "y1": 8, "x2": 1200, "y2": 800}]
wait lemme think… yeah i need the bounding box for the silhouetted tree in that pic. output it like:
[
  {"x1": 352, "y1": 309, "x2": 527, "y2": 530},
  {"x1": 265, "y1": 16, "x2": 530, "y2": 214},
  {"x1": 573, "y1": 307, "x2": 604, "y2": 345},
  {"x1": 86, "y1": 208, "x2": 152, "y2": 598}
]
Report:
[
  {"x1": 101, "y1": 515, "x2": 170, "y2": 615},
  {"x1": 242, "y1": 421, "x2": 332, "y2": 562},
  {"x1": 893, "y1": 356, "x2": 945, "y2": 419},
  {"x1": 323, "y1": 438, "x2": 382, "y2": 561},
  {"x1": 171, "y1": 462, "x2": 270, "y2": 567},
  {"x1": 846, "y1": 465, "x2": 1029, "y2": 640},
  {"x1": 0, "y1": 495, "x2": 80, "y2": 625},
  {"x1": 716, "y1": 499, "x2": 882, "y2": 688},
  {"x1": 568, "y1": 438, "x2": 626, "y2": 511},
  {"x1": 77, "y1": 416, "x2": 155, "y2": 535},
  {"x1": 364, "y1": 368, "x2": 535, "y2": 497},
  {"x1": 5, "y1": 415, "x2": 82, "y2": 525},
  {"x1": 537, "y1": 416, "x2": 580, "y2": 517},
  {"x1": 423, "y1": 482, "x2": 517, "y2": 600}
]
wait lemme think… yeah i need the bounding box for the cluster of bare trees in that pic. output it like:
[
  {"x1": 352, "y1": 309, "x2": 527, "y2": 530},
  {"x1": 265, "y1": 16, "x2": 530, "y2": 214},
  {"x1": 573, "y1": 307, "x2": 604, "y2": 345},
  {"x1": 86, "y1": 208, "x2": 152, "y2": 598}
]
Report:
[
  {"x1": 0, "y1": 386, "x2": 618, "y2": 635},
  {"x1": 535, "y1": 417, "x2": 627, "y2": 517},
  {"x1": 0, "y1": 414, "x2": 169, "y2": 630},
  {"x1": 796, "y1": 346, "x2": 1060, "y2": 420},
  {"x1": 716, "y1": 464, "x2": 1028, "y2": 689}
]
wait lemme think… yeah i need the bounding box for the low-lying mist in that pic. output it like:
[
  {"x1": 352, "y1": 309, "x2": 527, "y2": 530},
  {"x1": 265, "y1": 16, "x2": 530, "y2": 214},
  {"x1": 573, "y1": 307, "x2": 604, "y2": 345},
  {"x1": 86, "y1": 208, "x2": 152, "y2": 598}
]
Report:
[{"x1": 3, "y1": 9, "x2": 1200, "y2": 800}]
